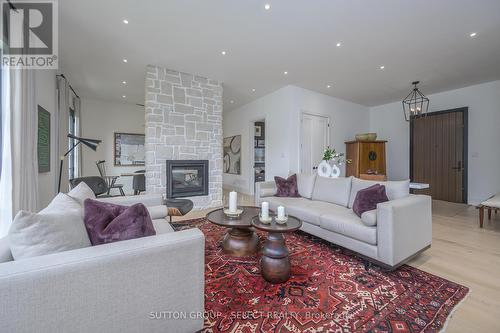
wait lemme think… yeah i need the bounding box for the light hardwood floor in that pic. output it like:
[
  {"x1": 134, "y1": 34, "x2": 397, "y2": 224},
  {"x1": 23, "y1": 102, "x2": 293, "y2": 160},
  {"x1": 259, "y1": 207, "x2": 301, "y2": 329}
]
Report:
[{"x1": 179, "y1": 195, "x2": 500, "y2": 333}]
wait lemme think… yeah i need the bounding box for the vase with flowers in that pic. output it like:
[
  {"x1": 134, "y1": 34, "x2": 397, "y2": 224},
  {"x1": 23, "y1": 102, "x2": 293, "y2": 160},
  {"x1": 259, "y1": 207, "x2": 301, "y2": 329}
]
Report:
[{"x1": 317, "y1": 147, "x2": 351, "y2": 178}]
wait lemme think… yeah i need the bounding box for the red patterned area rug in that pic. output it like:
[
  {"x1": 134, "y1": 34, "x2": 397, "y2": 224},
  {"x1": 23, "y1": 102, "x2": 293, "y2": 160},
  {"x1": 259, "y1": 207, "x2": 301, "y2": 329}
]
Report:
[{"x1": 171, "y1": 218, "x2": 468, "y2": 333}]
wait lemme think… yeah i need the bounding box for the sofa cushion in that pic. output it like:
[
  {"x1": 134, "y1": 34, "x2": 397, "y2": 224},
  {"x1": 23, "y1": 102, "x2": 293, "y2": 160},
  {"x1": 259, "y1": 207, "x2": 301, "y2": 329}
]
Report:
[
  {"x1": 352, "y1": 184, "x2": 389, "y2": 217},
  {"x1": 361, "y1": 209, "x2": 377, "y2": 226},
  {"x1": 312, "y1": 176, "x2": 352, "y2": 207},
  {"x1": 320, "y1": 212, "x2": 377, "y2": 245},
  {"x1": 0, "y1": 237, "x2": 13, "y2": 263},
  {"x1": 274, "y1": 174, "x2": 300, "y2": 197},
  {"x1": 348, "y1": 178, "x2": 410, "y2": 208},
  {"x1": 264, "y1": 197, "x2": 352, "y2": 226},
  {"x1": 296, "y1": 173, "x2": 316, "y2": 199},
  {"x1": 84, "y1": 199, "x2": 156, "y2": 246},
  {"x1": 8, "y1": 193, "x2": 92, "y2": 260},
  {"x1": 67, "y1": 181, "x2": 95, "y2": 205}
]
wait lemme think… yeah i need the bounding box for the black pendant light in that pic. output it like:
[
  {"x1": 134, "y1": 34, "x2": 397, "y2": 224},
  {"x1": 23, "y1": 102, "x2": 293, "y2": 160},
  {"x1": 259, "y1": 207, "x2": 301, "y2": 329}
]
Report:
[{"x1": 402, "y1": 81, "x2": 429, "y2": 121}]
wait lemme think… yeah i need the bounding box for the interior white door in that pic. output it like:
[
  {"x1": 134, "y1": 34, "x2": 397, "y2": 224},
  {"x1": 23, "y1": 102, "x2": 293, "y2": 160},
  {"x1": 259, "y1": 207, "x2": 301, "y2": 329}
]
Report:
[{"x1": 300, "y1": 114, "x2": 329, "y2": 174}]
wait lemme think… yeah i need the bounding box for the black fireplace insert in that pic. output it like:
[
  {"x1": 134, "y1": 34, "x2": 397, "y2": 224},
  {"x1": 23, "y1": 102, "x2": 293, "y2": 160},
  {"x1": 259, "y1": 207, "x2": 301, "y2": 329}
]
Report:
[{"x1": 166, "y1": 160, "x2": 209, "y2": 198}]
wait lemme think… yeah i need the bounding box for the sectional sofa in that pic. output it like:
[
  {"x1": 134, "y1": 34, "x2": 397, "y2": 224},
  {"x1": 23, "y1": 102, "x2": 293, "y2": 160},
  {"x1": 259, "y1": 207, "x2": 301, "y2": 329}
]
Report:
[
  {"x1": 256, "y1": 175, "x2": 432, "y2": 269},
  {"x1": 0, "y1": 194, "x2": 205, "y2": 333}
]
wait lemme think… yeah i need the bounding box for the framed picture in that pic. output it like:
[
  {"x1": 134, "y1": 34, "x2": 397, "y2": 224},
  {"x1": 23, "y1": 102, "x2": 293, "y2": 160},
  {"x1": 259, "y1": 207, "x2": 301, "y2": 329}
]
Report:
[
  {"x1": 114, "y1": 133, "x2": 145, "y2": 166},
  {"x1": 255, "y1": 125, "x2": 262, "y2": 138},
  {"x1": 257, "y1": 140, "x2": 265, "y2": 147},
  {"x1": 37, "y1": 105, "x2": 51, "y2": 173},
  {"x1": 223, "y1": 135, "x2": 241, "y2": 174}
]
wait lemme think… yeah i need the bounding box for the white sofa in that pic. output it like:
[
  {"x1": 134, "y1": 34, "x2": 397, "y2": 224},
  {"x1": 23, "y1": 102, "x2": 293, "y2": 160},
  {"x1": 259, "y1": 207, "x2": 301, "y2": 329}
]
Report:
[
  {"x1": 0, "y1": 194, "x2": 205, "y2": 333},
  {"x1": 256, "y1": 175, "x2": 432, "y2": 269}
]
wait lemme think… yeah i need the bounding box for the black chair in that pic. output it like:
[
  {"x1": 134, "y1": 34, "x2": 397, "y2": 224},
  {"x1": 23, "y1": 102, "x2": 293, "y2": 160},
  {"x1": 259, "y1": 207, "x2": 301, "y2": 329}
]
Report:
[
  {"x1": 96, "y1": 160, "x2": 125, "y2": 196},
  {"x1": 69, "y1": 177, "x2": 109, "y2": 197},
  {"x1": 132, "y1": 170, "x2": 146, "y2": 195}
]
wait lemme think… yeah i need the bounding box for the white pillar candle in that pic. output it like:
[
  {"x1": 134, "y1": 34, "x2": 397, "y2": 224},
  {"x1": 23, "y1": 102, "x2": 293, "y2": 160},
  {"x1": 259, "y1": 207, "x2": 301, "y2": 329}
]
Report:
[
  {"x1": 277, "y1": 205, "x2": 285, "y2": 220},
  {"x1": 229, "y1": 191, "x2": 238, "y2": 213},
  {"x1": 261, "y1": 202, "x2": 269, "y2": 219}
]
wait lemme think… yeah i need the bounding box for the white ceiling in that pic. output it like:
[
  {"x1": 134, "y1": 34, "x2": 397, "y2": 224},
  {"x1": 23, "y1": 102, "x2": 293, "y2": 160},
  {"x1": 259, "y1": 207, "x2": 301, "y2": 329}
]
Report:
[{"x1": 59, "y1": 0, "x2": 500, "y2": 111}]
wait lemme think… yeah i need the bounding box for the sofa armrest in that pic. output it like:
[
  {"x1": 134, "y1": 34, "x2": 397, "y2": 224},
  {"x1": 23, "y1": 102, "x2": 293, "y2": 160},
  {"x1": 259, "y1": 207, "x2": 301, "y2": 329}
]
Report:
[
  {"x1": 0, "y1": 229, "x2": 205, "y2": 333},
  {"x1": 255, "y1": 181, "x2": 277, "y2": 205},
  {"x1": 98, "y1": 194, "x2": 164, "y2": 207},
  {"x1": 376, "y1": 195, "x2": 432, "y2": 267}
]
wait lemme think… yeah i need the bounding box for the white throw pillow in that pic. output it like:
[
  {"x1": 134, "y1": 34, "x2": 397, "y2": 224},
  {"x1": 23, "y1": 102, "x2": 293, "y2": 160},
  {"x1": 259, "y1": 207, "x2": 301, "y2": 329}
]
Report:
[
  {"x1": 361, "y1": 209, "x2": 377, "y2": 226},
  {"x1": 67, "y1": 181, "x2": 96, "y2": 205},
  {"x1": 348, "y1": 177, "x2": 410, "y2": 208},
  {"x1": 296, "y1": 173, "x2": 317, "y2": 199},
  {"x1": 8, "y1": 193, "x2": 91, "y2": 260},
  {"x1": 311, "y1": 176, "x2": 352, "y2": 207}
]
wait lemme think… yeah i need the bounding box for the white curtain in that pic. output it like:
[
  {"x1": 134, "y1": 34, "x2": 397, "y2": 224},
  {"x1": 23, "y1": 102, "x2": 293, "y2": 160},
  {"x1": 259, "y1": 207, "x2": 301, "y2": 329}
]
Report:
[{"x1": 0, "y1": 68, "x2": 38, "y2": 237}]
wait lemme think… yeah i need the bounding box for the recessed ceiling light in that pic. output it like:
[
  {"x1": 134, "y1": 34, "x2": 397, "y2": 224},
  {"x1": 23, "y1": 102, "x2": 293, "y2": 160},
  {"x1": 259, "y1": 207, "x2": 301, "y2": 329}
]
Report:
[
  {"x1": 469, "y1": 32, "x2": 477, "y2": 38},
  {"x1": 379, "y1": 65, "x2": 385, "y2": 70},
  {"x1": 264, "y1": 4, "x2": 271, "y2": 10},
  {"x1": 221, "y1": 51, "x2": 227, "y2": 55},
  {"x1": 230, "y1": 100, "x2": 234, "y2": 104},
  {"x1": 327, "y1": 85, "x2": 331, "y2": 88},
  {"x1": 283, "y1": 71, "x2": 288, "y2": 75},
  {"x1": 122, "y1": 95, "x2": 126, "y2": 98},
  {"x1": 122, "y1": 81, "x2": 127, "y2": 85},
  {"x1": 252, "y1": 88, "x2": 256, "y2": 92},
  {"x1": 123, "y1": 58, "x2": 128, "y2": 63},
  {"x1": 336, "y1": 42, "x2": 342, "y2": 47},
  {"x1": 123, "y1": 19, "x2": 129, "y2": 24}
]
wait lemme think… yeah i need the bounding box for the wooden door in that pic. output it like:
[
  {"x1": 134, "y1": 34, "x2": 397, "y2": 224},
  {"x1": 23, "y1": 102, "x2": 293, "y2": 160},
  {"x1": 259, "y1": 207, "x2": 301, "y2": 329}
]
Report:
[
  {"x1": 300, "y1": 114, "x2": 329, "y2": 174},
  {"x1": 411, "y1": 108, "x2": 468, "y2": 203}
]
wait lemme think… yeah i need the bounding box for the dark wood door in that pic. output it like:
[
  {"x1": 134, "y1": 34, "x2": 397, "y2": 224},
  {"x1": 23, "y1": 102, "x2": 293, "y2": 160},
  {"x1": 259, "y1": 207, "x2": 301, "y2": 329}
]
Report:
[{"x1": 410, "y1": 108, "x2": 468, "y2": 203}]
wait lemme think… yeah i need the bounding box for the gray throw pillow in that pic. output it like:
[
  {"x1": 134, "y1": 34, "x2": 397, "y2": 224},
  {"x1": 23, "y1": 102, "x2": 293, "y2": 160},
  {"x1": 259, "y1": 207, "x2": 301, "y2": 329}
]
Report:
[{"x1": 8, "y1": 193, "x2": 91, "y2": 260}]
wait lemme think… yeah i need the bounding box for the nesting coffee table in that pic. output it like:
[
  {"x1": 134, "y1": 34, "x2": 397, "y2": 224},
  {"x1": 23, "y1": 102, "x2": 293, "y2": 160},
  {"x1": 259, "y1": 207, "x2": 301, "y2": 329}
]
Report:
[
  {"x1": 206, "y1": 206, "x2": 260, "y2": 257},
  {"x1": 251, "y1": 215, "x2": 302, "y2": 283}
]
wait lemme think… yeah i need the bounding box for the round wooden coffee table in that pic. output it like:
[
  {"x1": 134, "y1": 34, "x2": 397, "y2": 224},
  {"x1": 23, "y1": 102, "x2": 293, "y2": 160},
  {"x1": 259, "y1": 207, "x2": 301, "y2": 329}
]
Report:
[
  {"x1": 251, "y1": 216, "x2": 302, "y2": 283},
  {"x1": 206, "y1": 206, "x2": 260, "y2": 257}
]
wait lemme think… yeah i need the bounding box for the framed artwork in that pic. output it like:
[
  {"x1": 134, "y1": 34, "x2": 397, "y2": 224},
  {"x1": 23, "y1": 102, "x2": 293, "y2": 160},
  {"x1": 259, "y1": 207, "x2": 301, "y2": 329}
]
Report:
[
  {"x1": 255, "y1": 125, "x2": 262, "y2": 138},
  {"x1": 256, "y1": 139, "x2": 265, "y2": 147},
  {"x1": 114, "y1": 133, "x2": 145, "y2": 166},
  {"x1": 223, "y1": 135, "x2": 241, "y2": 174},
  {"x1": 37, "y1": 105, "x2": 51, "y2": 173}
]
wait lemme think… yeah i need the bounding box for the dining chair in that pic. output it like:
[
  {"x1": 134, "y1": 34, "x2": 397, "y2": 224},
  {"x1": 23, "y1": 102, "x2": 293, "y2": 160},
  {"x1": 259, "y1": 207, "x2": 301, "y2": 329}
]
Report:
[
  {"x1": 96, "y1": 160, "x2": 125, "y2": 196},
  {"x1": 132, "y1": 170, "x2": 146, "y2": 195}
]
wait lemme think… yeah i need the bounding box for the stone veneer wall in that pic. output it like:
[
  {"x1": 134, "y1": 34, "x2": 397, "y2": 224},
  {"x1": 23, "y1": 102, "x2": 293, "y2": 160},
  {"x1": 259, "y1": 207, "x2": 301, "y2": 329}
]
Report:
[{"x1": 144, "y1": 65, "x2": 223, "y2": 209}]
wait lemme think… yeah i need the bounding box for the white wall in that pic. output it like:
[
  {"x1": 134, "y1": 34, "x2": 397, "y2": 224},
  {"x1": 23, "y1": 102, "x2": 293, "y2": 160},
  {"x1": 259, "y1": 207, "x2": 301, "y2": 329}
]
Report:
[
  {"x1": 80, "y1": 98, "x2": 145, "y2": 195},
  {"x1": 223, "y1": 85, "x2": 370, "y2": 194},
  {"x1": 370, "y1": 80, "x2": 500, "y2": 205},
  {"x1": 36, "y1": 70, "x2": 58, "y2": 209}
]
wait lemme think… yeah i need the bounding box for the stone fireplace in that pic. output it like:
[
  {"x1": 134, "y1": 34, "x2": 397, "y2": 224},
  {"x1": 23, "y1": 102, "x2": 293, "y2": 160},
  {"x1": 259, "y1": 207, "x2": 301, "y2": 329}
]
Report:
[{"x1": 144, "y1": 65, "x2": 223, "y2": 209}]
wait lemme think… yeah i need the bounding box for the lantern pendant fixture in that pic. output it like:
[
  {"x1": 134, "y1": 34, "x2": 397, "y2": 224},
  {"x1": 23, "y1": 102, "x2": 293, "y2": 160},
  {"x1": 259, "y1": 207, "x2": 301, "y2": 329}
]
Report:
[{"x1": 402, "y1": 81, "x2": 429, "y2": 121}]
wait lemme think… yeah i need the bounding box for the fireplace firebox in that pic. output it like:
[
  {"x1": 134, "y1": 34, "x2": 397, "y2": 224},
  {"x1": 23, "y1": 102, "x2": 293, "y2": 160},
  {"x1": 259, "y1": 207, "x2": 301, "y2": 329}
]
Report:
[{"x1": 166, "y1": 160, "x2": 209, "y2": 198}]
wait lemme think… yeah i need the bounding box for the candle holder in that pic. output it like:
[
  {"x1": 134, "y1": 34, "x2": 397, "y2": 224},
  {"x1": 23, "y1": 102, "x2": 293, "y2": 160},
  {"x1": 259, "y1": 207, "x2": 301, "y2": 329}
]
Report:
[
  {"x1": 258, "y1": 212, "x2": 273, "y2": 224},
  {"x1": 223, "y1": 207, "x2": 244, "y2": 218},
  {"x1": 274, "y1": 215, "x2": 289, "y2": 225}
]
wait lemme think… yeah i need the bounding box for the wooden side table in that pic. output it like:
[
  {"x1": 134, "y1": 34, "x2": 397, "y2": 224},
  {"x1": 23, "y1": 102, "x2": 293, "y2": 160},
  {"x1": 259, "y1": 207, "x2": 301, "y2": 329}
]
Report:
[{"x1": 251, "y1": 216, "x2": 302, "y2": 283}]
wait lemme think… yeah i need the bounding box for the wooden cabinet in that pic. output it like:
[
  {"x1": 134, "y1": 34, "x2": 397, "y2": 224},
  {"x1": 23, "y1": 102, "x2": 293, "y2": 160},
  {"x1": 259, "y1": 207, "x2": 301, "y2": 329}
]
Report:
[{"x1": 345, "y1": 141, "x2": 387, "y2": 179}]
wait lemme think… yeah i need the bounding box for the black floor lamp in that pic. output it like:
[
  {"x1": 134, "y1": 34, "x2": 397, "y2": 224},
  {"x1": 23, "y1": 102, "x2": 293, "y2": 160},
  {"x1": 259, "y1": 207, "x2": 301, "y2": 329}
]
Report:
[{"x1": 58, "y1": 134, "x2": 102, "y2": 192}]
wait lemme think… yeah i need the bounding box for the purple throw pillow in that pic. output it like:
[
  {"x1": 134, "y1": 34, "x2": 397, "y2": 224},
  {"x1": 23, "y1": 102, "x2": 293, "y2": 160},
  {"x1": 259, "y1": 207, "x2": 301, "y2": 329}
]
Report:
[
  {"x1": 352, "y1": 184, "x2": 389, "y2": 218},
  {"x1": 83, "y1": 199, "x2": 156, "y2": 246},
  {"x1": 274, "y1": 174, "x2": 301, "y2": 198}
]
